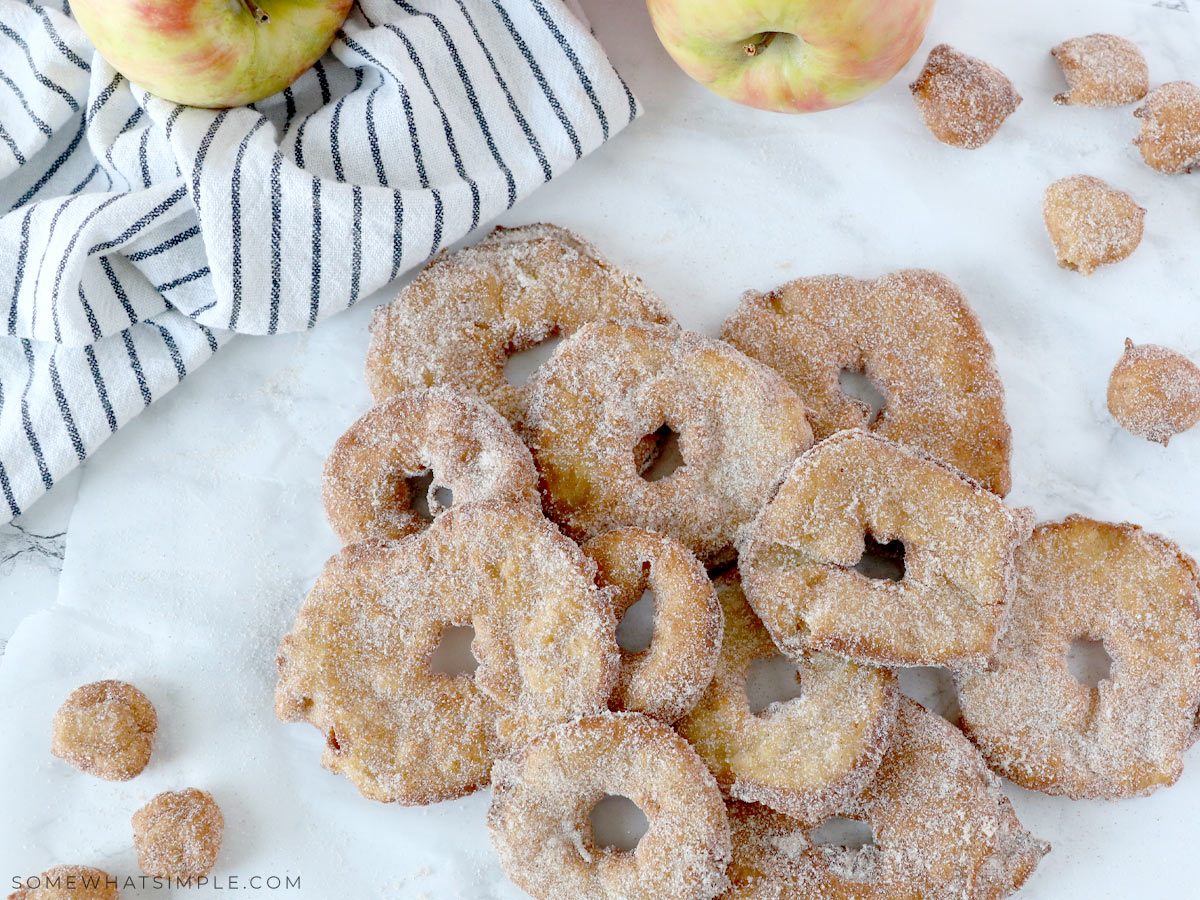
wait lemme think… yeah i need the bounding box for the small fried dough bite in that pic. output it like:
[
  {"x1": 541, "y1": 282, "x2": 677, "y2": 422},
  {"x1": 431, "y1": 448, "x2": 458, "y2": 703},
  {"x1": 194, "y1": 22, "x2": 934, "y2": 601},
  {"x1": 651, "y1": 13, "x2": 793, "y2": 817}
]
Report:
[
  {"x1": 132, "y1": 789, "x2": 224, "y2": 880},
  {"x1": 1108, "y1": 340, "x2": 1200, "y2": 445},
  {"x1": 910, "y1": 44, "x2": 1022, "y2": 148},
  {"x1": 1052, "y1": 34, "x2": 1148, "y2": 107},
  {"x1": 1134, "y1": 81, "x2": 1200, "y2": 174},
  {"x1": 1043, "y1": 175, "x2": 1145, "y2": 275},
  {"x1": 51, "y1": 680, "x2": 157, "y2": 782}
]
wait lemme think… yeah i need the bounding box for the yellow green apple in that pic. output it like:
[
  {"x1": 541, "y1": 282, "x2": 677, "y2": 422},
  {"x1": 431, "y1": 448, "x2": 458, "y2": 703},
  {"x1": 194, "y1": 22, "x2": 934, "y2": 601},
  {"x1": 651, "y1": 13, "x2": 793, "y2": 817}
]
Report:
[
  {"x1": 71, "y1": 0, "x2": 354, "y2": 108},
  {"x1": 646, "y1": 0, "x2": 937, "y2": 113}
]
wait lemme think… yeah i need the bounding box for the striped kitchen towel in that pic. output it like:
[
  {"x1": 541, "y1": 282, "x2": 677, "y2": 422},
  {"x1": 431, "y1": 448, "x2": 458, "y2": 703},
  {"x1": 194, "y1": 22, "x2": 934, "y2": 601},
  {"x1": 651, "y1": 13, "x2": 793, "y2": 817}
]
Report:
[{"x1": 0, "y1": 0, "x2": 639, "y2": 522}]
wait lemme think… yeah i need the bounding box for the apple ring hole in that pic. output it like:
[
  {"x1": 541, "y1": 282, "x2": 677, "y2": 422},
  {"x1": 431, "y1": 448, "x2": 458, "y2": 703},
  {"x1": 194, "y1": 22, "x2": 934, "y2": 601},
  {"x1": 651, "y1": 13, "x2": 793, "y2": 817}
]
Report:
[
  {"x1": 430, "y1": 625, "x2": 480, "y2": 677},
  {"x1": 745, "y1": 653, "x2": 804, "y2": 715},
  {"x1": 1067, "y1": 637, "x2": 1112, "y2": 689},
  {"x1": 406, "y1": 471, "x2": 436, "y2": 522},
  {"x1": 405, "y1": 471, "x2": 454, "y2": 522},
  {"x1": 616, "y1": 588, "x2": 656, "y2": 654},
  {"x1": 639, "y1": 424, "x2": 685, "y2": 482},
  {"x1": 854, "y1": 534, "x2": 906, "y2": 582},
  {"x1": 589, "y1": 794, "x2": 649, "y2": 852},
  {"x1": 838, "y1": 368, "x2": 887, "y2": 425},
  {"x1": 898, "y1": 666, "x2": 961, "y2": 723},
  {"x1": 808, "y1": 815, "x2": 875, "y2": 851},
  {"x1": 504, "y1": 334, "x2": 563, "y2": 386}
]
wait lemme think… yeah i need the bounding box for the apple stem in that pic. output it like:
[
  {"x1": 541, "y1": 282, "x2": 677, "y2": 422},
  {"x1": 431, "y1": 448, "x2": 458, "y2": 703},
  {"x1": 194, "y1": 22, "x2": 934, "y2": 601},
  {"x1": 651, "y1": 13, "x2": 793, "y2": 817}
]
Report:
[
  {"x1": 244, "y1": 0, "x2": 270, "y2": 24},
  {"x1": 744, "y1": 32, "x2": 778, "y2": 57}
]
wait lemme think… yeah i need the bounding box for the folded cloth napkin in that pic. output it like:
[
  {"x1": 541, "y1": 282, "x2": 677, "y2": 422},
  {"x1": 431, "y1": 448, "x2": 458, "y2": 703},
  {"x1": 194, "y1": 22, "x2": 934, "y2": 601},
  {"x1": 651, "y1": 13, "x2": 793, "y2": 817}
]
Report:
[{"x1": 0, "y1": 0, "x2": 638, "y2": 522}]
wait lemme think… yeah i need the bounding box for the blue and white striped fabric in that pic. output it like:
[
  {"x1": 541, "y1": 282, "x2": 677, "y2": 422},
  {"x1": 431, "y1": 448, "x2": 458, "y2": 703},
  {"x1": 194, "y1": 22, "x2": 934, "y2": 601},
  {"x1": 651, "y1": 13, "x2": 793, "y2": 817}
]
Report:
[{"x1": 0, "y1": 0, "x2": 638, "y2": 522}]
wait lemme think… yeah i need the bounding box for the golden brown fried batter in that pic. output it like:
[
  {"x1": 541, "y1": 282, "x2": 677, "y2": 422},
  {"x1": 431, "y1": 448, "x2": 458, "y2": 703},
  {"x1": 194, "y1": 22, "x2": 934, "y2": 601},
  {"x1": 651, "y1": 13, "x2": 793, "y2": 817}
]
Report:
[
  {"x1": 719, "y1": 699, "x2": 1047, "y2": 900},
  {"x1": 322, "y1": 387, "x2": 538, "y2": 543},
  {"x1": 1134, "y1": 81, "x2": 1200, "y2": 174},
  {"x1": 1043, "y1": 175, "x2": 1144, "y2": 275},
  {"x1": 51, "y1": 680, "x2": 156, "y2": 782},
  {"x1": 1108, "y1": 339, "x2": 1200, "y2": 445},
  {"x1": 959, "y1": 517, "x2": 1200, "y2": 799},
  {"x1": 526, "y1": 320, "x2": 812, "y2": 567},
  {"x1": 1052, "y1": 34, "x2": 1148, "y2": 107},
  {"x1": 740, "y1": 430, "x2": 1034, "y2": 671},
  {"x1": 677, "y1": 571, "x2": 897, "y2": 824},
  {"x1": 365, "y1": 224, "x2": 672, "y2": 426},
  {"x1": 720, "y1": 269, "x2": 1012, "y2": 495},
  {"x1": 275, "y1": 501, "x2": 618, "y2": 804},
  {"x1": 910, "y1": 44, "x2": 1022, "y2": 148},
  {"x1": 584, "y1": 528, "x2": 722, "y2": 723},
  {"x1": 132, "y1": 788, "x2": 224, "y2": 880},
  {"x1": 488, "y1": 713, "x2": 731, "y2": 900}
]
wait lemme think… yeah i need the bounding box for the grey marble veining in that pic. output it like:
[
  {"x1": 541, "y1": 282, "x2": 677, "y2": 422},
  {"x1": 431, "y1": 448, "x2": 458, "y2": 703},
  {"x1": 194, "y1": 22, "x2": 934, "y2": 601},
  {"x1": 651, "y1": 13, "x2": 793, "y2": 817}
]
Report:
[
  {"x1": 0, "y1": 523, "x2": 66, "y2": 571},
  {"x1": 0, "y1": 468, "x2": 79, "y2": 655}
]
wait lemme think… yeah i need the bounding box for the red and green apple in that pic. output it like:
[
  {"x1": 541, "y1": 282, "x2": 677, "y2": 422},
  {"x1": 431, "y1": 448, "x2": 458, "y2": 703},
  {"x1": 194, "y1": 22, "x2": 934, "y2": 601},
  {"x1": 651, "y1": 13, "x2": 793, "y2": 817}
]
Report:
[
  {"x1": 646, "y1": 0, "x2": 937, "y2": 113},
  {"x1": 71, "y1": 0, "x2": 355, "y2": 108}
]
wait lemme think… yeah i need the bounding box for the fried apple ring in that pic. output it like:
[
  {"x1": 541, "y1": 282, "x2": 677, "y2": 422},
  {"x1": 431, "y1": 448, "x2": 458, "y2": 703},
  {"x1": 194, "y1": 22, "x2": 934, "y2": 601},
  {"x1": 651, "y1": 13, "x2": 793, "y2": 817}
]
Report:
[
  {"x1": 583, "y1": 527, "x2": 722, "y2": 723},
  {"x1": 1052, "y1": 34, "x2": 1148, "y2": 107},
  {"x1": 720, "y1": 269, "x2": 1012, "y2": 495},
  {"x1": 488, "y1": 712, "x2": 731, "y2": 900},
  {"x1": 958, "y1": 516, "x2": 1200, "y2": 799},
  {"x1": 322, "y1": 387, "x2": 538, "y2": 543},
  {"x1": 740, "y1": 430, "x2": 1035, "y2": 671},
  {"x1": 274, "y1": 501, "x2": 618, "y2": 805},
  {"x1": 677, "y1": 570, "x2": 897, "y2": 823},
  {"x1": 364, "y1": 223, "x2": 673, "y2": 426},
  {"x1": 526, "y1": 320, "x2": 812, "y2": 567},
  {"x1": 720, "y1": 698, "x2": 1048, "y2": 900},
  {"x1": 1134, "y1": 81, "x2": 1200, "y2": 174},
  {"x1": 1107, "y1": 339, "x2": 1200, "y2": 446},
  {"x1": 910, "y1": 44, "x2": 1022, "y2": 149}
]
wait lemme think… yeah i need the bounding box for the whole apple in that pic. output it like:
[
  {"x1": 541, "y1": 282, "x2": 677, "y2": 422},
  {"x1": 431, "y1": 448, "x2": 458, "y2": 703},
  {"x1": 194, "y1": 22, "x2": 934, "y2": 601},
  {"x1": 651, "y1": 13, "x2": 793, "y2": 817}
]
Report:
[
  {"x1": 647, "y1": 0, "x2": 936, "y2": 113},
  {"x1": 70, "y1": 0, "x2": 355, "y2": 108}
]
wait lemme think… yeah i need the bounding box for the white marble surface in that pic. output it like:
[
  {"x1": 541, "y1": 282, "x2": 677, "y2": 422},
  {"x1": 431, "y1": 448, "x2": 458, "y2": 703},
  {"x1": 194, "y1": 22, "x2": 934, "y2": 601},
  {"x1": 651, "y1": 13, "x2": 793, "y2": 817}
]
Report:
[
  {"x1": 3, "y1": 0, "x2": 1200, "y2": 897},
  {"x1": 0, "y1": 469, "x2": 76, "y2": 658}
]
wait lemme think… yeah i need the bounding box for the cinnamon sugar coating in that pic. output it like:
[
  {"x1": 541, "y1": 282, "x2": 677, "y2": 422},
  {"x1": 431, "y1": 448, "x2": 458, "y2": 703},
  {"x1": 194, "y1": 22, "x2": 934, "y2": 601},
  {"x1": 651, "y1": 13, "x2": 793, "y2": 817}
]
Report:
[
  {"x1": 740, "y1": 430, "x2": 1035, "y2": 671},
  {"x1": 322, "y1": 387, "x2": 538, "y2": 543},
  {"x1": 959, "y1": 517, "x2": 1200, "y2": 799},
  {"x1": 131, "y1": 788, "x2": 224, "y2": 880},
  {"x1": 526, "y1": 320, "x2": 812, "y2": 567},
  {"x1": 1108, "y1": 339, "x2": 1200, "y2": 445},
  {"x1": 51, "y1": 680, "x2": 156, "y2": 782},
  {"x1": 719, "y1": 699, "x2": 1048, "y2": 900},
  {"x1": 488, "y1": 713, "x2": 731, "y2": 900},
  {"x1": 275, "y1": 501, "x2": 618, "y2": 804},
  {"x1": 1134, "y1": 81, "x2": 1200, "y2": 174},
  {"x1": 364, "y1": 223, "x2": 673, "y2": 426},
  {"x1": 7, "y1": 866, "x2": 118, "y2": 900},
  {"x1": 677, "y1": 570, "x2": 898, "y2": 824},
  {"x1": 720, "y1": 269, "x2": 1012, "y2": 495},
  {"x1": 1052, "y1": 34, "x2": 1148, "y2": 107},
  {"x1": 1043, "y1": 175, "x2": 1145, "y2": 275},
  {"x1": 584, "y1": 528, "x2": 722, "y2": 723},
  {"x1": 910, "y1": 44, "x2": 1022, "y2": 149}
]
